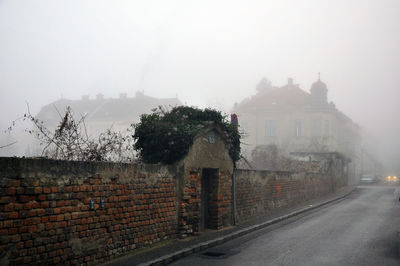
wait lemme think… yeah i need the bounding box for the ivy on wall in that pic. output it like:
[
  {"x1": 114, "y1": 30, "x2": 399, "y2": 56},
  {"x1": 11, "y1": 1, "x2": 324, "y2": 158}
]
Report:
[{"x1": 133, "y1": 106, "x2": 241, "y2": 165}]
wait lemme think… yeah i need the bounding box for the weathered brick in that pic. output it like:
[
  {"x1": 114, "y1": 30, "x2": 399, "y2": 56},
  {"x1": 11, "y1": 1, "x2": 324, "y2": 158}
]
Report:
[
  {"x1": 27, "y1": 210, "x2": 37, "y2": 217},
  {"x1": 0, "y1": 196, "x2": 12, "y2": 203},
  {"x1": 8, "y1": 212, "x2": 18, "y2": 219},
  {"x1": 37, "y1": 246, "x2": 45, "y2": 253},
  {"x1": 23, "y1": 255, "x2": 32, "y2": 263},
  {"x1": 25, "y1": 240, "x2": 33, "y2": 248},
  {"x1": 36, "y1": 209, "x2": 46, "y2": 216},
  {"x1": 15, "y1": 241, "x2": 24, "y2": 249},
  {"x1": 6, "y1": 188, "x2": 16, "y2": 195},
  {"x1": 56, "y1": 200, "x2": 65, "y2": 207},
  {"x1": 28, "y1": 225, "x2": 36, "y2": 233},
  {"x1": 40, "y1": 201, "x2": 50, "y2": 208},
  {"x1": 62, "y1": 213, "x2": 70, "y2": 221},
  {"x1": 8, "y1": 227, "x2": 18, "y2": 234},
  {"x1": 53, "y1": 256, "x2": 61, "y2": 264},
  {"x1": 37, "y1": 194, "x2": 47, "y2": 201},
  {"x1": 0, "y1": 158, "x2": 187, "y2": 264}
]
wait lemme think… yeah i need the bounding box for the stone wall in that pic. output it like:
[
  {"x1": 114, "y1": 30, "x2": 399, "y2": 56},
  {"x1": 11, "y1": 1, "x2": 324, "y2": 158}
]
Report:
[
  {"x1": 0, "y1": 158, "x2": 178, "y2": 265},
  {"x1": 235, "y1": 152, "x2": 347, "y2": 223}
]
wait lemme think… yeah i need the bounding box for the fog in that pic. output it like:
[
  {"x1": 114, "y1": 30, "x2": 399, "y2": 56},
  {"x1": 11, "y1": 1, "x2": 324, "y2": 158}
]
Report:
[{"x1": 1, "y1": 0, "x2": 399, "y2": 172}]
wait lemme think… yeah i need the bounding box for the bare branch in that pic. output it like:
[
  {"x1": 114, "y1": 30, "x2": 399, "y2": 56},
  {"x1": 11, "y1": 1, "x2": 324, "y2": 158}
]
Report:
[
  {"x1": 8, "y1": 105, "x2": 136, "y2": 162},
  {"x1": 53, "y1": 104, "x2": 63, "y2": 120},
  {"x1": 0, "y1": 141, "x2": 17, "y2": 149}
]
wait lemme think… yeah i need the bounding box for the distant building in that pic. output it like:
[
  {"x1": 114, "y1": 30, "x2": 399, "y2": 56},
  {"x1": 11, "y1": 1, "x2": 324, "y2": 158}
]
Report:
[
  {"x1": 360, "y1": 149, "x2": 383, "y2": 177},
  {"x1": 36, "y1": 91, "x2": 181, "y2": 135},
  {"x1": 233, "y1": 77, "x2": 364, "y2": 183},
  {"x1": 4, "y1": 91, "x2": 183, "y2": 158}
]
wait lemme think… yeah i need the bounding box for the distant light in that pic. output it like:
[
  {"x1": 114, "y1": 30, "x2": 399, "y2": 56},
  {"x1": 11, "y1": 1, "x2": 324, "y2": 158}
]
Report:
[
  {"x1": 387, "y1": 176, "x2": 391, "y2": 181},
  {"x1": 394, "y1": 176, "x2": 397, "y2": 181}
]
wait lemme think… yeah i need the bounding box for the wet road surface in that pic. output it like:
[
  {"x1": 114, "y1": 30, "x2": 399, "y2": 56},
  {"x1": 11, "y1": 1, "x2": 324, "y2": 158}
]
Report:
[{"x1": 171, "y1": 185, "x2": 400, "y2": 266}]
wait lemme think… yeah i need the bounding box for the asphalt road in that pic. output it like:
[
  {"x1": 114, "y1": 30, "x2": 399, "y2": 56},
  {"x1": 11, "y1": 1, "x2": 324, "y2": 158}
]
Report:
[{"x1": 171, "y1": 185, "x2": 400, "y2": 266}]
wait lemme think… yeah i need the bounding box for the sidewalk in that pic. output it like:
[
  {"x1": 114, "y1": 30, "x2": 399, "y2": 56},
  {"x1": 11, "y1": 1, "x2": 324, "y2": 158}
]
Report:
[{"x1": 104, "y1": 186, "x2": 355, "y2": 266}]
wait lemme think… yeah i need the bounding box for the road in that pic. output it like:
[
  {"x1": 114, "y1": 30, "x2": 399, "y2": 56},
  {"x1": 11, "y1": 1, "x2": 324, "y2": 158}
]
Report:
[{"x1": 171, "y1": 185, "x2": 400, "y2": 266}]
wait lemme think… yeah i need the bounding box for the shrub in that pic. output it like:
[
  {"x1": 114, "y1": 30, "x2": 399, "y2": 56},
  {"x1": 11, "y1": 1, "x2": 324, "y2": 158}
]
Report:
[{"x1": 133, "y1": 106, "x2": 240, "y2": 164}]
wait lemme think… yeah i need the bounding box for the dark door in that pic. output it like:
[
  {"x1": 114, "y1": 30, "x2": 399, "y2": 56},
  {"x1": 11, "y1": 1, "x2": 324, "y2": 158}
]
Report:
[{"x1": 201, "y1": 168, "x2": 219, "y2": 230}]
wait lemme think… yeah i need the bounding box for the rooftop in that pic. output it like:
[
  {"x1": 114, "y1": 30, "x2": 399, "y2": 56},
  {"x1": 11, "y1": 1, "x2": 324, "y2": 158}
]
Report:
[{"x1": 36, "y1": 91, "x2": 182, "y2": 126}]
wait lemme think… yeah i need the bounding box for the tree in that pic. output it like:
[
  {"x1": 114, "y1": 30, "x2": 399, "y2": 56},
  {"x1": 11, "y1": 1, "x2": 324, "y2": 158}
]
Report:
[
  {"x1": 133, "y1": 106, "x2": 241, "y2": 164},
  {"x1": 7, "y1": 106, "x2": 135, "y2": 162}
]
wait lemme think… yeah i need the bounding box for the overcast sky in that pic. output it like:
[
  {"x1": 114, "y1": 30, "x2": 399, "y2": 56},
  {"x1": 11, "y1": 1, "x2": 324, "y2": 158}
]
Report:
[{"x1": 1, "y1": 0, "x2": 399, "y2": 171}]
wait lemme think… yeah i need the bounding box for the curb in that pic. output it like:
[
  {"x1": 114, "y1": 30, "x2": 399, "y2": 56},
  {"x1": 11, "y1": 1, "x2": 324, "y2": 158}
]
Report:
[
  {"x1": 397, "y1": 232, "x2": 400, "y2": 257},
  {"x1": 139, "y1": 188, "x2": 355, "y2": 266}
]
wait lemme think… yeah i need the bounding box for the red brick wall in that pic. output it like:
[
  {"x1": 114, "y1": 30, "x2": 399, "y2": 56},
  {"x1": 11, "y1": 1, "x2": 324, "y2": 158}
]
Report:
[
  {"x1": 0, "y1": 158, "x2": 178, "y2": 265},
  {"x1": 0, "y1": 152, "x2": 347, "y2": 264},
  {"x1": 179, "y1": 169, "x2": 232, "y2": 236},
  {"x1": 235, "y1": 170, "x2": 334, "y2": 223},
  {"x1": 179, "y1": 170, "x2": 201, "y2": 237},
  {"x1": 214, "y1": 172, "x2": 232, "y2": 229}
]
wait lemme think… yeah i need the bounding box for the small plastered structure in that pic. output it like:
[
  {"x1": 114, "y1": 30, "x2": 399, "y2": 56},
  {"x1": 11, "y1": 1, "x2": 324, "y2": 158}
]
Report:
[{"x1": 177, "y1": 124, "x2": 235, "y2": 237}]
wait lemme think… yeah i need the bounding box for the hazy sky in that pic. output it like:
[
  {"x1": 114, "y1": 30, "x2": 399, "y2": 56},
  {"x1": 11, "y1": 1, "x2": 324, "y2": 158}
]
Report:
[{"x1": 1, "y1": 0, "x2": 399, "y2": 170}]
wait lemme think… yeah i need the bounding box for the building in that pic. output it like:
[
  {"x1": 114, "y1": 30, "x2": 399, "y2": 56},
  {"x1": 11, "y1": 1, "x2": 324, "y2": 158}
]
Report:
[
  {"x1": 13, "y1": 91, "x2": 181, "y2": 157},
  {"x1": 360, "y1": 149, "x2": 383, "y2": 177},
  {"x1": 233, "y1": 77, "x2": 363, "y2": 183},
  {"x1": 36, "y1": 91, "x2": 181, "y2": 134}
]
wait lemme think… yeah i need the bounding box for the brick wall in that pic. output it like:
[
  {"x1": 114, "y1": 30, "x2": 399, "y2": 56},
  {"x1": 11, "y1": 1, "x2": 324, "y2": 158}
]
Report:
[
  {"x1": 179, "y1": 170, "x2": 201, "y2": 237},
  {"x1": 235, "y1": 170, "x2": 333, "y2": 223},
  {"x1": 0, "y1": 150, "x2": 347, "y2": 264},
  {"x1": 235, "y1": 153, "x2": 347, "y2": 223},
  {"x1": 214, "y1": 172, "x2": 232, "y2": 229},
  {"x1": 179, "y1": 169, "x2": 232, "y2": 236},
  {"x1": 0, "y1": 158, "x2": 178, "y2": 265}
]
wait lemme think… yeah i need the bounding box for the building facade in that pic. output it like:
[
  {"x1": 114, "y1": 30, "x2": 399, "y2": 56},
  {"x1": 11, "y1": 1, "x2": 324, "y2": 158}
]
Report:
[{"x1": 233, "y1": 77, "x2": 362, "y2": 183}]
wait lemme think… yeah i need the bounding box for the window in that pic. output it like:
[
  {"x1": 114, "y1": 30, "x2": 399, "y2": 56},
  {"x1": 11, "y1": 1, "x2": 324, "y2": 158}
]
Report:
[
  {"x1": 294, "y1": 120, "x2": 301, "y2": 137},
  {"x1": 208, "y1": 131, "x2": 215, "y2": 144},
  {"x1": 266, "y1": 120, "x2": 276, "y2": 136},
  {"x1": 323, "y1": 120, "x2": 329, "y2": 136},
  {"x1": 312, "y1": 119, "x2": 321, "y2": 137}
]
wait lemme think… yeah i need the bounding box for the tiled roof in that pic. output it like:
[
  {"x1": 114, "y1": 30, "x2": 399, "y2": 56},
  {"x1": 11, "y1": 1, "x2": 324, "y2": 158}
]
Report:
[{"x1": 36, "y1": 92, "x2": 181, "y2": 126}]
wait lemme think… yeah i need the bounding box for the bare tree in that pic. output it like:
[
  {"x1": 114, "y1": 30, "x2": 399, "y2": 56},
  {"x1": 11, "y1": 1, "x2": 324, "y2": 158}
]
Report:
[
  {"x1": 7, "y1": 106, "x2": 136, "y2": 162},
  {"x1": 0, "y1": 141, "x2": 17, "y2": 149}
]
